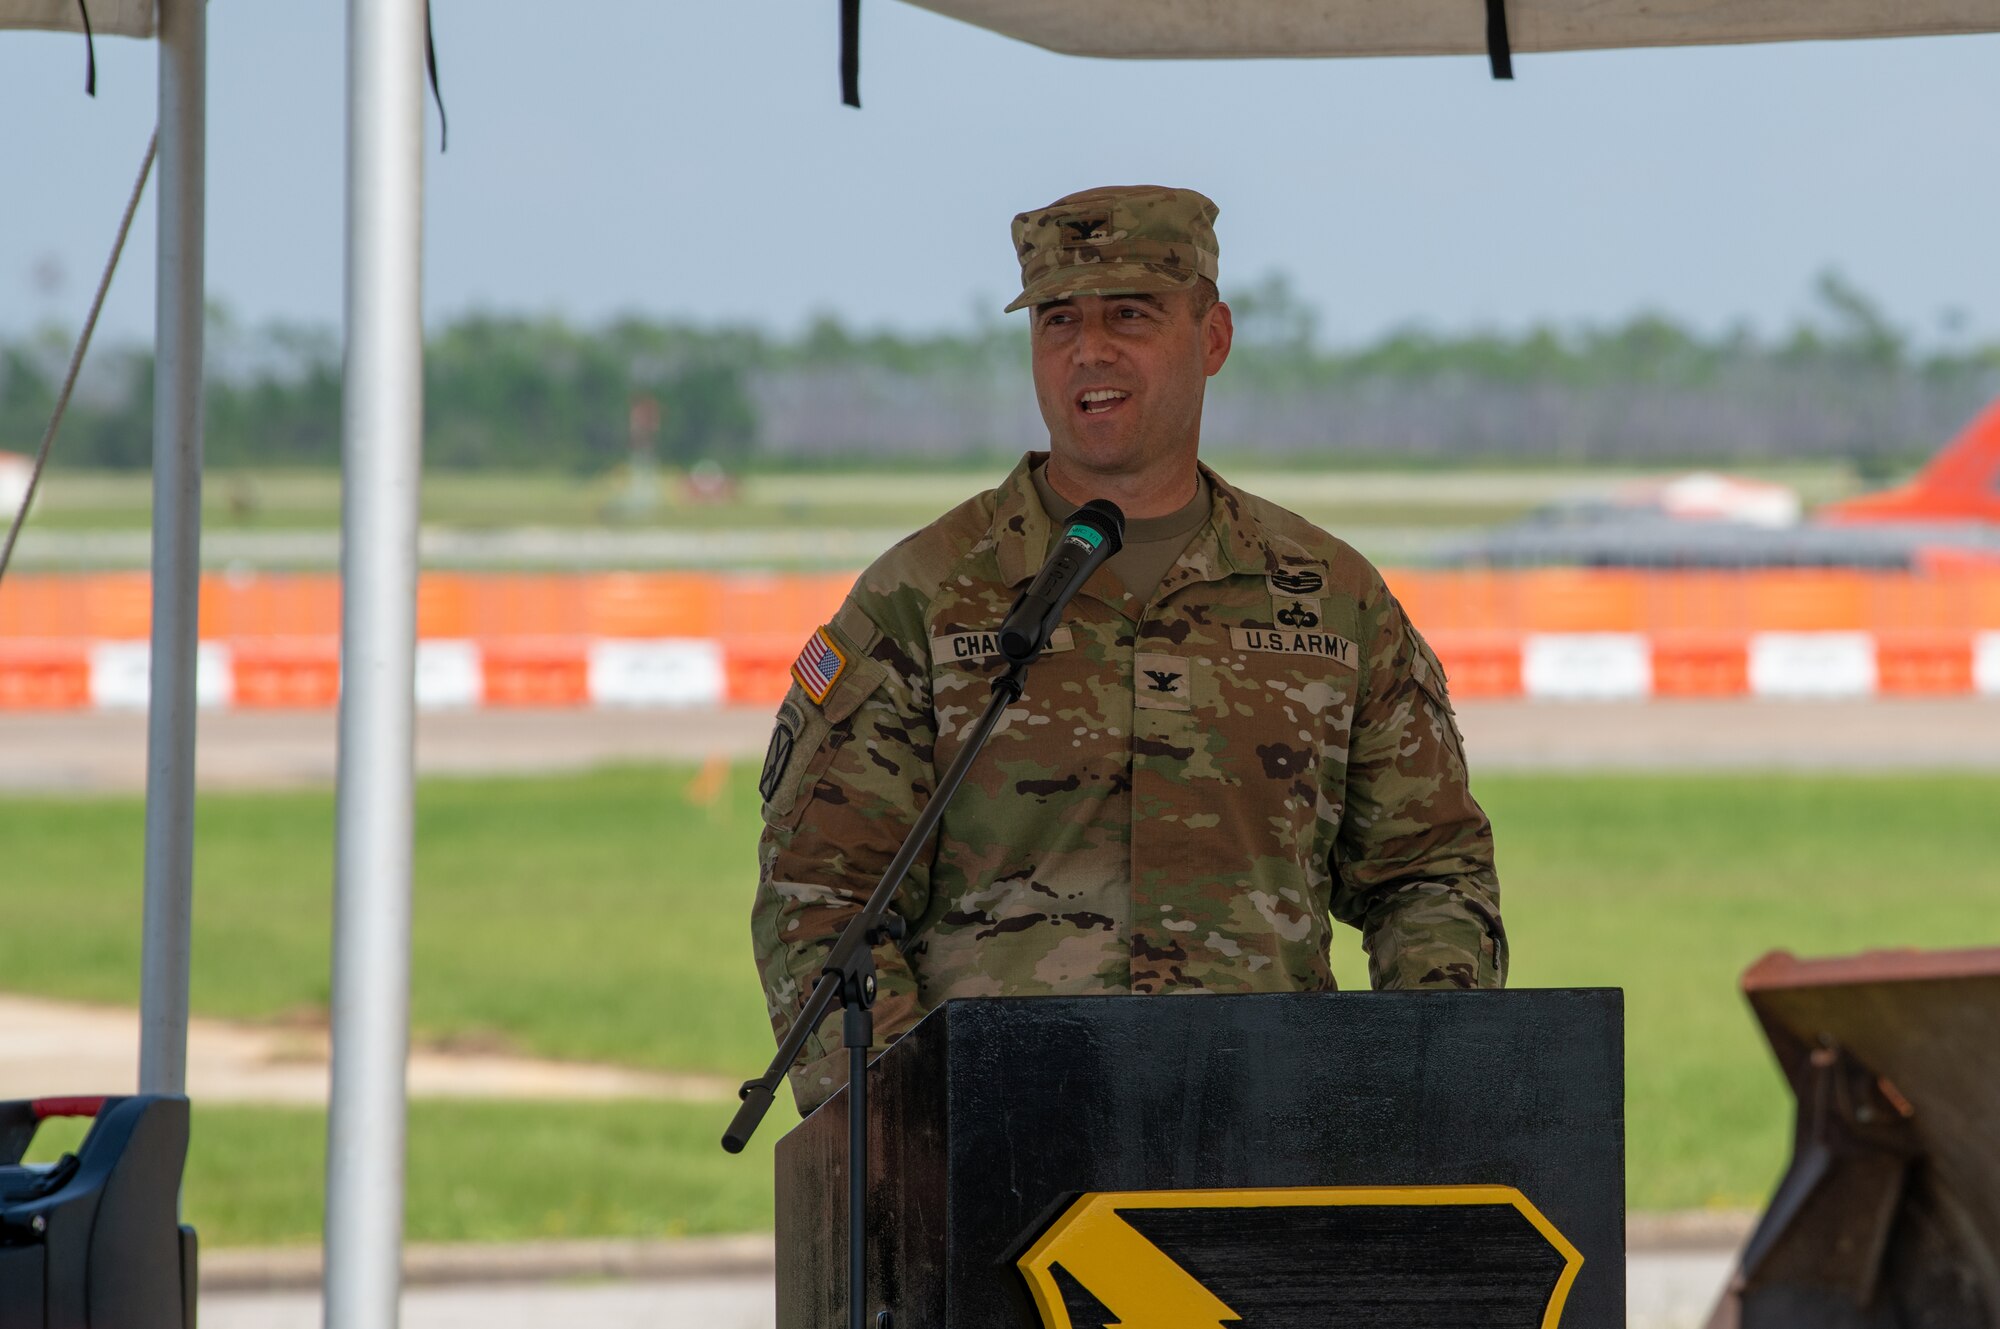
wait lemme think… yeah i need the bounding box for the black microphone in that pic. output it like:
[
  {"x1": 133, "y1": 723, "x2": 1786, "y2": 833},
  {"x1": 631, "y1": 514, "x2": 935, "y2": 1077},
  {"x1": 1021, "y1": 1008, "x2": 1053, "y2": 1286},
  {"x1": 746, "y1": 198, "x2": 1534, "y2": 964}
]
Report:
[{"x1": 999, "y1": 498, "x2": 1125, "y2": 664}]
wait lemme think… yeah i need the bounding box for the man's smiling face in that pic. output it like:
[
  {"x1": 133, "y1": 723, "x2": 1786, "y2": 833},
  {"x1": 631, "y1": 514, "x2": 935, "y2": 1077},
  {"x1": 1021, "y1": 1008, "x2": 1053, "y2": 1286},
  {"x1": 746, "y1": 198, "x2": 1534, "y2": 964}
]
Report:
[{"x1": 1029, "y1": 288, "x2": 1232, "y2": 488}]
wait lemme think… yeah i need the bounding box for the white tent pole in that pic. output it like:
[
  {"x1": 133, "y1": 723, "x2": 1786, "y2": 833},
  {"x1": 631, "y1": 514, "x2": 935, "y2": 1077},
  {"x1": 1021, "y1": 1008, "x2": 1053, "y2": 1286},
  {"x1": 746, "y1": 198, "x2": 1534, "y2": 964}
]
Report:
[
  {"x1": 323, "y1": 0, "x2": 425, "y2": 1323},
  {"x1": 138, "y1": 0, "x2": 206, "y2": 1099}
]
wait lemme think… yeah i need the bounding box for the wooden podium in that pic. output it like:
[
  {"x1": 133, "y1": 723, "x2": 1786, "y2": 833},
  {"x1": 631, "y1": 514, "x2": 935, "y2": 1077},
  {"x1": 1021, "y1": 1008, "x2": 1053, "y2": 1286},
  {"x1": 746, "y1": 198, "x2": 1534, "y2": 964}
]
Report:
[{"x1": 776, "y1": 990, "x2": 1624, "y2": 1328}]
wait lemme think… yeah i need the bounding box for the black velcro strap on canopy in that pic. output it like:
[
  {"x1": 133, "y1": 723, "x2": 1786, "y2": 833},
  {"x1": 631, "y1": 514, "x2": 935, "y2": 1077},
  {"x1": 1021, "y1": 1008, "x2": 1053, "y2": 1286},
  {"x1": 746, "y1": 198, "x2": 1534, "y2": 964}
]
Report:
[
  {"x1": 425, "y1": 0, "x2": 449, "y2": 150},
  {"x1": 1486, "y1": 0, "x2": 1515, "y2": 79},
  {"x1": 77, "y1": 0, "x2": 96, "y2": 95},
  {"x1": 840, "y1": 0, "x2": 861, "y2": 107}
]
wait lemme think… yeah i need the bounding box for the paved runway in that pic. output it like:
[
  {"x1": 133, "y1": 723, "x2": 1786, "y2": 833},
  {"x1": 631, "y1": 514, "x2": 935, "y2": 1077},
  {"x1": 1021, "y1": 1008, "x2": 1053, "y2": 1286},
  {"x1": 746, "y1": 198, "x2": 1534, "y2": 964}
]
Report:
[
  {"x1": 3, "y1": 699, "x2": 1998, "y2": 793},
  {"x1": 199, "y1": 1250, "x2": 1738, "y2": 1329}
]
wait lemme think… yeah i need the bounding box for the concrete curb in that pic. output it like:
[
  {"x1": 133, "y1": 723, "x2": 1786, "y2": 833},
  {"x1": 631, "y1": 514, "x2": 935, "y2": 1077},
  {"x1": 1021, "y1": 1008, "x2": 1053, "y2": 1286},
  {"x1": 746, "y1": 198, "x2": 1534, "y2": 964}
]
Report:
[
  {"x1": 199, "y1": 1233, "x2": 777, "y2": 1294},
  {"x1": 1627, "y1": 1210, "x2": 1755, "y2": 1254},
  {"x1": 199, "y1": 1214, "x2": 1754, "y2": 1293}
]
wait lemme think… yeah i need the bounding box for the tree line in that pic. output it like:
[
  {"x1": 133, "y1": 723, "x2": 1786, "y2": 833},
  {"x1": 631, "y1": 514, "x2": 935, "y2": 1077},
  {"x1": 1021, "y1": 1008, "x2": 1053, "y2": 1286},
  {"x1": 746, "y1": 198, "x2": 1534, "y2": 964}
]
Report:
[{"x1": 4, "y1": 272, "x2": 1996, "y2": 473}]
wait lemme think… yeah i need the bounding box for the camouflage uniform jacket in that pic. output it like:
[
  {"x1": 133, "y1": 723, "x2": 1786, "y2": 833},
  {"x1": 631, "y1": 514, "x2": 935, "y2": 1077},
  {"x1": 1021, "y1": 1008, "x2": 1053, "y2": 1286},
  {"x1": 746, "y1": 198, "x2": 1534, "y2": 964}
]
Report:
[{"x1": 752, "y1": 453, "x2": 1505, "y2": 1112}]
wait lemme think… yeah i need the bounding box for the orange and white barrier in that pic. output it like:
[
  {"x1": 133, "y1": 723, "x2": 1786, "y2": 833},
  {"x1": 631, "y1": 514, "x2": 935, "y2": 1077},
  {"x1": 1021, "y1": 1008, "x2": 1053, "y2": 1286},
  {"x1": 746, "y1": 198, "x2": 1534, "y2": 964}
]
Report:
[
  {"x1": 3, "y1": 571, "x2": 2000, "y2": 710},
  {"x1": 5, "y1": 630, "x2": 1996, "y2": 710},
  {"x1": 1443, "y1": 631, "x2": 2000, "y2": 700}
]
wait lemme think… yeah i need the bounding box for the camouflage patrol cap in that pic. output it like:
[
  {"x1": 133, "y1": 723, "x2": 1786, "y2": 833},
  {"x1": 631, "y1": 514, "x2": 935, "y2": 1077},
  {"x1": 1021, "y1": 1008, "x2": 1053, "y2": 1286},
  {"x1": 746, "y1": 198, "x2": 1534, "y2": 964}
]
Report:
[{"x1": 1004, "y1": 185, "x2": 1219, "y2": 314}]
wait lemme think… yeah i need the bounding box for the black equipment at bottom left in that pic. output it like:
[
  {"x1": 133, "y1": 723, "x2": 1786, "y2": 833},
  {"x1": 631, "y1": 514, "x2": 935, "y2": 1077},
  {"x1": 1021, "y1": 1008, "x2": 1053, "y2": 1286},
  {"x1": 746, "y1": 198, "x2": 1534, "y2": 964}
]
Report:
[{"x1": 0, "y1": 1094, "x2": 196, "y2": 1329}]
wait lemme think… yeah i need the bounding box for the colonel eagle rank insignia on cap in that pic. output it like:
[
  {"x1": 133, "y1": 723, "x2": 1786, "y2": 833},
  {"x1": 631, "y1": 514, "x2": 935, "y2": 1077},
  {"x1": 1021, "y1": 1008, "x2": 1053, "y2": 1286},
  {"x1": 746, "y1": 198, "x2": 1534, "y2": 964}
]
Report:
[{"x1": 1004, "y1": 185, "x2": 1220, "y2": 314}]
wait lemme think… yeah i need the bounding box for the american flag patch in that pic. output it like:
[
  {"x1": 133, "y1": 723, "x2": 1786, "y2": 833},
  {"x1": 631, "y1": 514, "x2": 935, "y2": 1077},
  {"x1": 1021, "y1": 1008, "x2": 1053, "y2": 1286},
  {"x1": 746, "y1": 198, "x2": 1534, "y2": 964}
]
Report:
[{"x1": 792, "y1": 627, "x2": 849, "y2": 705}]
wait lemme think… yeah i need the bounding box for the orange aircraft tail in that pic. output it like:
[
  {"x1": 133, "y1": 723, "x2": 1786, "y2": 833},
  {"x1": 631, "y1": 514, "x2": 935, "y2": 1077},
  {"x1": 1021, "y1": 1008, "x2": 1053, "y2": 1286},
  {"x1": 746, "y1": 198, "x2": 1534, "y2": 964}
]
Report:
[{"x1": 1820, "y1": 395, "x2": 2000, "y2": 524}]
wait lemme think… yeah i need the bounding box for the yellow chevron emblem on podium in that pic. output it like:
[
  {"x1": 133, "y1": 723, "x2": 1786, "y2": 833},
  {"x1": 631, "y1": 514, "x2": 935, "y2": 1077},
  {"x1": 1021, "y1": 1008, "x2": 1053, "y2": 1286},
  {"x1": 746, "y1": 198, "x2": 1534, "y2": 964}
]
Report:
[{"x1": 1017, "y1": 1184, "x2": 1584, "y2": 1329}]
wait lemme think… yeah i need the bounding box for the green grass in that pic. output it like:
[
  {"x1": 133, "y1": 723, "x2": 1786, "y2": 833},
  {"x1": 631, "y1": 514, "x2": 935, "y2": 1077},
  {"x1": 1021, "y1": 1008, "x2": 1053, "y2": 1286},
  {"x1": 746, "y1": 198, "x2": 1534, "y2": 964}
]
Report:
[
  {"x1": 27, "y1": 461, "x2": 1864, "y2": 535},
  {"x1": 0, "y1": 765, "x2": 771, "y2": 1073},
  {"x1": 31, "y1": 466, "x2": 1002, "y2": 534},
  {"x1": 5, "y1": 767, "x2": 1998, "y2": 1235},
  {"x1": 28, "y1": 1101, "x2": 773, "y2": 1247},
  {"x1": 1469, "y1": 775, "x2": 2000, "y2": 1211}
]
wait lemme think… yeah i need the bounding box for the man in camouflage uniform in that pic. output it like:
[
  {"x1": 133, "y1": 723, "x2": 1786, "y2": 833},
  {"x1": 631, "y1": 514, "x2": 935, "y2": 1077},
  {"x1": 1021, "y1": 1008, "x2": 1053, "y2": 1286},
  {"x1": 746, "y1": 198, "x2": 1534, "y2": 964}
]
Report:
[{"x1": 752, "y1": 185, "x2": 1505, "y2": 1112}]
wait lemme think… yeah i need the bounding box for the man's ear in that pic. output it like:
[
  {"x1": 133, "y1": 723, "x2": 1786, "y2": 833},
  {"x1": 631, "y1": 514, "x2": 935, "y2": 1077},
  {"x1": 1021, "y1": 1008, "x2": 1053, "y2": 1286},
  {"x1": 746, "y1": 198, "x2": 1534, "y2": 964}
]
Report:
[{"x1": 1203, "y1": 300, "x2": 1234, "y2": 377}]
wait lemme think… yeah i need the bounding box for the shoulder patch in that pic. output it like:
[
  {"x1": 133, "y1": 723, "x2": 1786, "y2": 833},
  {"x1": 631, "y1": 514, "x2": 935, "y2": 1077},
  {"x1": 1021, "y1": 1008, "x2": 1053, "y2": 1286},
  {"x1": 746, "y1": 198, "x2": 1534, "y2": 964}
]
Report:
[
  {"x1": 1407, "y1": 626, "x2": 1454, "y2": 710},
  {"x1": 791, "y1": 627, "x2": 850, "y2": 705},
  {"x1": 758, "y1": 701, "x2": 804, "y2": 803}
]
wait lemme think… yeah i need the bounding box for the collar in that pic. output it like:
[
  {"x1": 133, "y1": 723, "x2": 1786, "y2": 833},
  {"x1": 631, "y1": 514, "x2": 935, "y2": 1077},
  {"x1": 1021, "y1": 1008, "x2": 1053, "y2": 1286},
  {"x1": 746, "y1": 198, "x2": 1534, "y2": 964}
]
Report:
[{"x1": 993, "y1": 452, "x2": 1272, "y2": 591}]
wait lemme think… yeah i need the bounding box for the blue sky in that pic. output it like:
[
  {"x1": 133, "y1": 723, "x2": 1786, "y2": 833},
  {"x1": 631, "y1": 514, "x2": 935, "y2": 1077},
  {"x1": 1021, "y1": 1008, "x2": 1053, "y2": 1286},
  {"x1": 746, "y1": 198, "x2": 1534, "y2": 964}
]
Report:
[{"x1": 4, "y1": 2, "x2": 1997, "y2": 347}]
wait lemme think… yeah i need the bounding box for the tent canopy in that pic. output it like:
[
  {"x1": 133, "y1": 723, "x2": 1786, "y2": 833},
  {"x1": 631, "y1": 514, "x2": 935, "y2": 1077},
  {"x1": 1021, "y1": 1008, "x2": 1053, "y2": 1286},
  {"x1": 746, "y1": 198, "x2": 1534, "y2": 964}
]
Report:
[
  {"x1": 1, "y1": 0, "x2": 151, "y2": 37},
  {"x1": 905, "y1": 0, "x2": 2000, "y2": 59},
  {"x1": 12, "y1": 1, "x2": 2000, "y2": 54}
]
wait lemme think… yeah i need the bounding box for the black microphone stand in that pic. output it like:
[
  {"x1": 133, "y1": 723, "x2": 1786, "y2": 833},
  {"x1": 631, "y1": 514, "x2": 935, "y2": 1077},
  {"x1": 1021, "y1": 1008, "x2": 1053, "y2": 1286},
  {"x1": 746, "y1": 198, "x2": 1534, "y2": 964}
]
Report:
[{"x1": 722, "y1": 654, "x2": 1034, "y2": 1329}]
